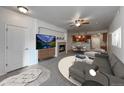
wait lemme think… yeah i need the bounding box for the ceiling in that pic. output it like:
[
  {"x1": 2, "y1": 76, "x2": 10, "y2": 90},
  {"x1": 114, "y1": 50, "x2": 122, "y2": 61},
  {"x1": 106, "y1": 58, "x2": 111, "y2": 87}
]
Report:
[{"x1": 3, "y1": 6, "x2": 119, "y2": 31}]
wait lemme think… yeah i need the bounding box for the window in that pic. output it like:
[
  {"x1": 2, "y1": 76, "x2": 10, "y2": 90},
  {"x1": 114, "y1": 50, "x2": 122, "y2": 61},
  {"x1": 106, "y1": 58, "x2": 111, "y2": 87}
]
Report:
[{"x1": 112, "y1": 27, "x2": 121, "y2": 48}]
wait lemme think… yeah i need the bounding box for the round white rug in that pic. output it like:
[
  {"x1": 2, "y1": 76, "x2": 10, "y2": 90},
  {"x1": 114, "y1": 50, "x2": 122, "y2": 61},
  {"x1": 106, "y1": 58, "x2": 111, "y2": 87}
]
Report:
[{"x1": 58, "y1": 56, "x2": 81, "y2": 86}]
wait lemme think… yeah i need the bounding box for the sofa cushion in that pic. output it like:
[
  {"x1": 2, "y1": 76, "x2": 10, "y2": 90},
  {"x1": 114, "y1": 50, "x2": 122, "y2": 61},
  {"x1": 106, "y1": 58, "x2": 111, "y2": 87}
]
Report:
[
  {"x1": 93, "y1": 56, "x2": 113, "y2": 75},
  {"x1": 69, "y1": 66, "x2": 85, "y2": 78},
  {"x1": 109, "y1": 53, "x2": 118, "y2": 67},
  {"x1": 112, "y1": 61, "x2": 124, "y2": 79},
  {"x1": 105, "y1": 73, "x2": 124, "y2": 86},
  {"x1": 69, "y1": 62, "x2": 97, "y2": 79}
]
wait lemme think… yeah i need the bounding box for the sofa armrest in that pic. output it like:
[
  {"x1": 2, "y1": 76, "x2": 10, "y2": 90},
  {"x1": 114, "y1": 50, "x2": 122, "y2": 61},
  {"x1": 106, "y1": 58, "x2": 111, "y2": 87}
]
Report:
[
  {"x1": 83, "y1": 68, "x2": 108, "y2": 86},
  {"x1": 69, "y1": 62, "x2": 112, "y2": 86},
  {"x1": 99, "y1": 72, "x2": 124, "y2": 86}
]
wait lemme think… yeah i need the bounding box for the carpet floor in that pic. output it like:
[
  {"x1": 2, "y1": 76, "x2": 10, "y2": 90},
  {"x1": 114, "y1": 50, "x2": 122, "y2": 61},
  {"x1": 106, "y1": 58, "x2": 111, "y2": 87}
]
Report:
[
  {"x1": 0, "y1": 52, "x2": 76, "y2": 86},
  {"x1": 39, "y1": 52, "x2": 75, "y2": 86}
]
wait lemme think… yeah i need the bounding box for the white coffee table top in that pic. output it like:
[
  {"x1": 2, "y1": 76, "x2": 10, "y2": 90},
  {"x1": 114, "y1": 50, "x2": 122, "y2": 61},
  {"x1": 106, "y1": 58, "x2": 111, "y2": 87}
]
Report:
[{"x1": 75, "y1": 55, "x2": 94, "y2": 64}]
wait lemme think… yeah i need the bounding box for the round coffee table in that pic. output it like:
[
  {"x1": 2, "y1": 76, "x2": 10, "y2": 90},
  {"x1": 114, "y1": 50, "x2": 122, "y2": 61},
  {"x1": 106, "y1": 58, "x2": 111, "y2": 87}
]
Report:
[{"x1": 75, "y1": 54, "x2": 94, "y2": 64}]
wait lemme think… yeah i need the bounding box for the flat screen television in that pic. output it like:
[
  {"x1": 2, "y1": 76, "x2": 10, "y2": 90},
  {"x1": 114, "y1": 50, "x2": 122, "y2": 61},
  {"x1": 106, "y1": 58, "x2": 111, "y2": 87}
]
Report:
[{"x1": 36, "y1": 34, "x2": 56, "y2": 49}]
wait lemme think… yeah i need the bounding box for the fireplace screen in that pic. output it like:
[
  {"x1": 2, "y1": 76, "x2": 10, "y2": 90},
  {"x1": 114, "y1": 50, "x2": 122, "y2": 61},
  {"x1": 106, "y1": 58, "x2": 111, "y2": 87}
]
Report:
[{"x1": 59, "y1": 45, "x2": 65, "y2": 52}]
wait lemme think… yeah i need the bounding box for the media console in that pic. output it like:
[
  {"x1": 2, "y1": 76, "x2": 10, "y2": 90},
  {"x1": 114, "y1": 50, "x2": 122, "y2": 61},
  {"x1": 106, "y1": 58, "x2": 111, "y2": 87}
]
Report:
[{"x1": 38, "y1": 48, "x2": 55, "y2": 60}]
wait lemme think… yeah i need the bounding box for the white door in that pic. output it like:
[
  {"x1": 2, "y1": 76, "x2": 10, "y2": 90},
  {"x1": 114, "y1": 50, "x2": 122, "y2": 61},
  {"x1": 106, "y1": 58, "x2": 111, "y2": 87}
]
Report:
[{"x1": 6, "y1": 25, "x2": 29, "y2": 72}]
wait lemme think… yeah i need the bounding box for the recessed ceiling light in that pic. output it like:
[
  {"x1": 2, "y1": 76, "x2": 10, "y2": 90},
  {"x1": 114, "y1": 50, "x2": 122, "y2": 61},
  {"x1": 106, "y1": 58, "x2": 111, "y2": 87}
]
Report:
[{"x1": 17, "y1": 6, "x2": 28, "y2": 14}]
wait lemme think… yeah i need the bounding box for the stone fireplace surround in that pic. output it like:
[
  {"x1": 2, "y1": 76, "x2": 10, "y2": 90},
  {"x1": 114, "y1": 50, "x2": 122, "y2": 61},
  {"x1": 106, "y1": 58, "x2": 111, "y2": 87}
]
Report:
[{"x1": 56, "y1": 41, "x2": 67, "y2": 56}]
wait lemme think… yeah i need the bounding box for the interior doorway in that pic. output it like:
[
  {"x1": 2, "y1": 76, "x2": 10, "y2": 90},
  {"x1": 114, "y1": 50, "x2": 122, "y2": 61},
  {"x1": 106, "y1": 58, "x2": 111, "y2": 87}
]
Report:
[{"x1": 5, "y1": 25, "x2": 29, "y2": 72}]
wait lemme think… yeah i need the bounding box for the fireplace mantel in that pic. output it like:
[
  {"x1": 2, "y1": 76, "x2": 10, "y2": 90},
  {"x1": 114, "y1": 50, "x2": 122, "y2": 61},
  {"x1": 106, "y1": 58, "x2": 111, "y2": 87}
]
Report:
[{"x1": 56, "y1": 40, "x2": 66, "y2": 43}]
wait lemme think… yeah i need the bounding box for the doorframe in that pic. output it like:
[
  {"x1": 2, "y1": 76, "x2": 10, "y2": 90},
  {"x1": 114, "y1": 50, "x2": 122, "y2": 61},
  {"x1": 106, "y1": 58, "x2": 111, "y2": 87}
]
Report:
[{"x1": 5, "y1": 24, "x2": 28, "y2": 73}]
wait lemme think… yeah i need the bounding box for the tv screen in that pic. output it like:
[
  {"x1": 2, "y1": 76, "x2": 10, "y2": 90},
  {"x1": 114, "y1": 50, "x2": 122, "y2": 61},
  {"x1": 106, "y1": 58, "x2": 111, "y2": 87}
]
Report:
[{"x1": 36, "y1": 34, "x2": 56, "y2": 49}]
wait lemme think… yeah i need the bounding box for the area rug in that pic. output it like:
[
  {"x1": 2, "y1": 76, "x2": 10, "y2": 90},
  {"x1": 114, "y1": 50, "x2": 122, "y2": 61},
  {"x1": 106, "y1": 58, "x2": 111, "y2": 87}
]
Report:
[
  {"x1": 58, "y1": 56, "x2": 81, "y2": 86},
  {"x1": 0, "y1": 65, "x2": 50, "y2": 86}
]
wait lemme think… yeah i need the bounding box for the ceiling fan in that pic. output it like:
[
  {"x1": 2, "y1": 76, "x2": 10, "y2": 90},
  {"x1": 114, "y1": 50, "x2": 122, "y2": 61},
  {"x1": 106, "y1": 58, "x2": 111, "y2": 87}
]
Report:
[{"x1": 69, "y1": 18, "x2": 90, "y2": 27}]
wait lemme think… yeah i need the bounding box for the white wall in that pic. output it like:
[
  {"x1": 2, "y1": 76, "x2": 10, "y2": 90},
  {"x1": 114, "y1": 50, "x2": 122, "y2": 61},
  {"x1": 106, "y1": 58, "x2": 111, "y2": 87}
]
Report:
[
  {"x1": 37, "y1": 20, "x2": 67, "y2": 38},
  {"x1": 108, "y1": 6, "x2": 124, "y2": 63},
  {"x1": 0, "y1": 7, "x2": 67, "y2": 76}
]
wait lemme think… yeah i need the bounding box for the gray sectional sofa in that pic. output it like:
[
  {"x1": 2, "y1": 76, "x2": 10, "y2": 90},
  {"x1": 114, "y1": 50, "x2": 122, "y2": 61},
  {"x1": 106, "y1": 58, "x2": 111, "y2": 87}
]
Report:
[{"x1": 69, "y1": 53, "x2": 124, "y2": 86}]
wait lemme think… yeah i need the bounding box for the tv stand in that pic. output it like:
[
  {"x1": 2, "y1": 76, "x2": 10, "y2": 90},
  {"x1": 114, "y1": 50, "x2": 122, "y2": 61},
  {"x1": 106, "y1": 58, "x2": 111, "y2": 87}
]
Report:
[{"x1": 38, "y1": 48, "x2": 55, "y2": 60}]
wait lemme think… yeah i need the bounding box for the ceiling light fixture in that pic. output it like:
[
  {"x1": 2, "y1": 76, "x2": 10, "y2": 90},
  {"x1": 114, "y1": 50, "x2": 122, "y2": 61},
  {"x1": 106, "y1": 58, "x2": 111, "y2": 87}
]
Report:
[
  {"x1": 78, "y1": 35, "x2": 81, "y2": 38},
  {"x1": 17, "y1": 6, "x2": 28, "y2": 14},
  {"x1": 75, "y1": 22, "x2": 80, "y2": 27},
  {"x1": 75, "y1": 20, "x2": 81, "y2": 27}
]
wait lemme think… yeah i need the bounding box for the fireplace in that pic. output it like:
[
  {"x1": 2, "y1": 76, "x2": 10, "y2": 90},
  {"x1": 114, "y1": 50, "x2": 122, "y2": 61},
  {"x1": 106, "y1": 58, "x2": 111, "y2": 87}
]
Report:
[
  {"x1": 56, "y1": 42, "x2": 66, "y2": 56},
  {"x1": 59, "y1": 45, "x2": 65, "y2": 52}
]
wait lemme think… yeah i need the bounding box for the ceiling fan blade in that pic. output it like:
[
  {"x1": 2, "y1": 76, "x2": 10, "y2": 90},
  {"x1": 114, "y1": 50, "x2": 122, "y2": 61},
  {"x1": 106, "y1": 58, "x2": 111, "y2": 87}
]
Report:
[
  {"x1": 67, "y1": 17, "x2": 90, "y2": 28},
  {"x1": 69, "y1": 24, "x2": 75, "y2": 27},
  {"x1": 80, "y1": 20, "x2": 90, "y2": 24},
  {"x1": 82, "y1": 22, "x2": 90, "y2": 24}
]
